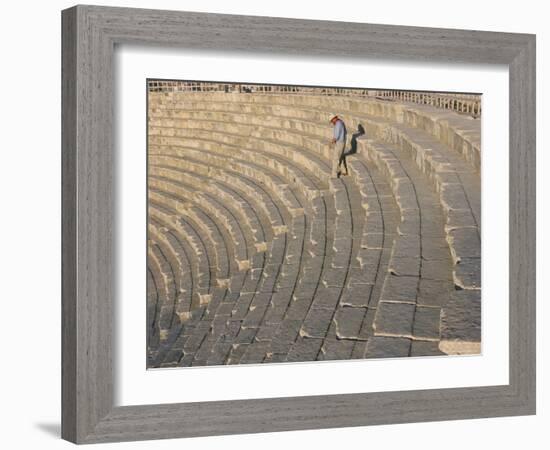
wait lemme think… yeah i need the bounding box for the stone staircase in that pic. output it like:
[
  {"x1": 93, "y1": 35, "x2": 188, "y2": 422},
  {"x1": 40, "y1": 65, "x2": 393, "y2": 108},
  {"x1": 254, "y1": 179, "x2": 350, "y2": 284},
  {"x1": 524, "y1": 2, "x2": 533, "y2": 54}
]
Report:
[{"x1": 147, "y1": 92, "x2": 481, "y2": 367}]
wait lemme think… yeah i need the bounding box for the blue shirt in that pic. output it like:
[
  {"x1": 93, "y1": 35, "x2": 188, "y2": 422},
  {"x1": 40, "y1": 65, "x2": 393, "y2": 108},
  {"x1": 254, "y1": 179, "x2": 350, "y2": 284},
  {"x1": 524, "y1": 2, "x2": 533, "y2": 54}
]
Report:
[{"x1": 333, "y1": 119, "x2": 347, "y2": 142}]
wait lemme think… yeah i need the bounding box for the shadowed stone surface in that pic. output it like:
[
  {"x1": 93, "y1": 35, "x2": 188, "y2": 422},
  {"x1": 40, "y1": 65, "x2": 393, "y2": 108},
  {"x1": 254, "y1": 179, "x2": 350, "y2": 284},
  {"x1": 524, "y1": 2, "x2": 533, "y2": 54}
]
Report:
[{"x1": 365, "y1": 336, "x2": 412, "y2": 358}]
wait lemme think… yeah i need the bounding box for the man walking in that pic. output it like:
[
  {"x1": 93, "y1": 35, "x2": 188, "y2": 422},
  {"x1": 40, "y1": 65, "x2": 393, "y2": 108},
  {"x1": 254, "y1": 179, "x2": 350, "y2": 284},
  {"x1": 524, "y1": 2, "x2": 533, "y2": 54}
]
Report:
[{"x1": 329, "y1": 114, "x2": 348, "y2": 178}]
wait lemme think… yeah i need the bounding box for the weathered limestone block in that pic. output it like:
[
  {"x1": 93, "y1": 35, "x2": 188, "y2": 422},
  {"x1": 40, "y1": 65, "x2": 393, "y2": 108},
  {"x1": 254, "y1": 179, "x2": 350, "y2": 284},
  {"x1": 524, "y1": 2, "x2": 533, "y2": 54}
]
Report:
[
  {"x1": 347, "y1": 264, "x2": 377, "y2": 287},
  {"x1": 286, "y1": 337, "x2": 323, "y2": 362},
  {"x1": 309, "y1": 218, "x2": 326, "y2": 247},
  {"x1": 268, "y1": 236, "x2": 286, "y2": 265},
  {"x1": 445, "y1": 209, "x2": 477, "y2": 232},
  {"x1": 334, "y1": 306, "x2": 367, "y2": 339},
  {"x1": 240, "y1": 342, "x2": 270, "y2": 364},
  {"x1": 333, "y1": 191, "x2": 349, "y2": 217},
  {"x1": 334, "y1": 216, "x2": 352, "y2": 239},
  {"x1": 241, "y1": 296, "x2": 271, "y2": 329},
  {"x1": 255, "y1": 323, "x2": 280, "y2": 342},
  {"x1": 282, "y1": 296, "x2": 312, "y2": 322},
  {"x1": 453, "y1": 257, "x2": 481, "y2": 290},
  {"x1": 321, "y1": 267, "x2": 347, "y2": 288},
  {"x1": 183, "y1": 320, "x2": 212, "y2": 353},
  {"x1": 361, "y1": 232, "x2": 384, "y2": 250},
  {"x1": 319, "y1": 339, "x2": 355, "y2": 361},
  {"x1": 205, "y1": 341, "x2": 233, "y2": 366},
  {"x1": 331, "y1": 237, "x2": 352, "y2": 268},
  {"x1": 380, "y1": 274, "x2": 419, "y2": 303},
  {"x1": 271, "y1": 319, "x2": 302, "y2": 354},
  {"x1": 421, "y1": 258, "x2": 453, "y2": 282},
  {"x1": 410, "y1": 341, "x2": 445, "y2": 357},
  {"x1": 398, "y1": 210, "x2": 421, "y2": 236},
  {"x1": 230, "y1": 293, "x2": 254, "y2": 320},
  {"x1": 365, "y1": 336, "x2": 412, "y2": 358},
  {"x1": 447, "y1": 227, "x2": 481, "y2": 263},
  {"x1": 310, "y1": 286, "x2": 341, "y2": 310},
  {"x1": 439, "y1": 183, "x2": 470, "y2": 212},
  {"x1": 329, "y1": 177, "x2": 345, "y2": 193},
  {"x1": 388, "y1": 256, "x2": 420, "y2": 277},
  {"x1": 392, "y1": 234, "x2": 421, "y2": 259},
  {"x1": 439, "y1": 289, "x2": 481, "y2": 354},
  {"x1": 373, "y1": 301, "x2": 416, "y2": 338},
  {"x1": 356, "y1": 247, "x2": 382, "y2": 269},
  {"x1": 227, "y1": 343, "x2": 249, "y2": 364},
  {"x1": 339, "y1": 284, "x2": 372, "y2": 307},
  {"x1": 412, "y1": 306, "x2": 441, "y2": 340},
  {"x1": 300, "y1": 307, "x2": 334, "y2": 338}
]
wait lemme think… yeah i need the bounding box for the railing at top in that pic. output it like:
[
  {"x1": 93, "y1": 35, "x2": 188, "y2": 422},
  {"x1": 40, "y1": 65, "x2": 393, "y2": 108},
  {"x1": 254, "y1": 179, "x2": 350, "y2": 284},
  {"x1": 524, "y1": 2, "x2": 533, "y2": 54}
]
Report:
[
  {"x1": 375, "y1": 90, "x2": 481, "y2": 118},
  {"x1": 148, "y1": 81, "x2": 481, "y2": 117},
  {"x1": 148, "y1": 80, "x2": 375, "y2": 97}
]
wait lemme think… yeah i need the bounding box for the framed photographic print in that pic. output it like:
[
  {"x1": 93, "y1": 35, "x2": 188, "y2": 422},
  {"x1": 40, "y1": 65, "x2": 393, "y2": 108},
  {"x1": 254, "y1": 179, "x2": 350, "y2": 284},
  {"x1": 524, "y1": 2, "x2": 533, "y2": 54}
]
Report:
[{"x1": 62, "y1": 5, "x2": 536, "y2": 444}]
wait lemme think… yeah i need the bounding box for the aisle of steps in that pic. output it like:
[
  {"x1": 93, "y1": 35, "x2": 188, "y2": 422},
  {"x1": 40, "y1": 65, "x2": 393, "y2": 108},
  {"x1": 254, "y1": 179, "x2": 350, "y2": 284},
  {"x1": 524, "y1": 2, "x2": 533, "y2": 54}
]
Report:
[{"x1": 146, "y1": 91, "x2": 482, "y2": 365}]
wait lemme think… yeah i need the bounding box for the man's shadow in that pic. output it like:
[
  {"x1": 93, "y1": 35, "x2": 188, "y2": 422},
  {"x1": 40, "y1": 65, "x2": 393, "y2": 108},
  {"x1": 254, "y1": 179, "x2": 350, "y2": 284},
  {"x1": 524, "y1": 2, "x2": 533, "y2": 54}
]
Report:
[
  {"x1": 339, "y1": 124, "x2": 365, "y2": 175},
  {"x1": 347, "y1": 123, "x2": 365, "y2": 156}
]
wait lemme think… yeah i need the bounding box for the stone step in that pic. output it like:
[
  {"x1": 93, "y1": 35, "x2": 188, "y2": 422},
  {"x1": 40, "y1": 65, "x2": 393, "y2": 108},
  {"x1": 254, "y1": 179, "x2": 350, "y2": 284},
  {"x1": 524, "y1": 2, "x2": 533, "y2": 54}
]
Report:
[
  {"x1": 149, "y1": 206, "x2": 211, "y2": 302},
  {"x1": 356, "y1": 139, "x2": 464, "y2": 355},
  {"x1": 150, "y1": 92, "x2": 480, "y2": 168},
  {"x1": 147, "y1": 241, "x2": 178, "y2": 342},
  {"x1": 149, "y1": 176, "x2": 267, "y2": 267},
  {"x1": 149, "y1": 130, "x2": 328, "y2": 192},
  {"x1": 177, "y1": 185, "x2": 313, "y2": 366},
  {"x1": 150, "y1": 165, "x2": 268, "y2": 250},
  {"x1": 146, "y1": 267, "x2": 161, "y2": 355},
  {"x1": 149, "y1": 155, "x2": 289, "y2": 234},
  {"x1": 150, "y1": 148, "x2": 319, "y2": 209},
  {"x1": 148, "y1": 180, "x2": 252, "y2": 267},
  {"x1": 357, "y1": 131, "x2": 480, "y2": 292},
  {"x1": 147, "y1": 222, "x2": 194, "y2": 320}
]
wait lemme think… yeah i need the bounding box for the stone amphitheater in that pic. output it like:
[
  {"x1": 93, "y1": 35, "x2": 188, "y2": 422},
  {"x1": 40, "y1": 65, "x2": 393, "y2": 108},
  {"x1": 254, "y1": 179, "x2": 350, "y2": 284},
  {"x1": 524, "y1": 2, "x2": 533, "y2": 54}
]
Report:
[{"x1": 146, "y1": 84, "x2": 481, "y2": 368}]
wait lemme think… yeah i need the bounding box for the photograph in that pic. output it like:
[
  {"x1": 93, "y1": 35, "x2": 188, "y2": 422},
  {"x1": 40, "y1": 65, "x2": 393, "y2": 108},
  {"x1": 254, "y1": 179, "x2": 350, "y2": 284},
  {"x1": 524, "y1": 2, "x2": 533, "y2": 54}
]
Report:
[{"x1": 146, "y1": 80, "x2": 482, "y2": 368}]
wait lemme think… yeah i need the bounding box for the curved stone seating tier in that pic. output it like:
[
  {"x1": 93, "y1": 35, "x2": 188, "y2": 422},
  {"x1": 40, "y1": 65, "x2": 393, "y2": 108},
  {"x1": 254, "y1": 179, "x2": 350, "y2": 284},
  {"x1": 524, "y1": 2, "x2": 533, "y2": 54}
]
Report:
[
  {"x1": 148, "y1": 222, "x2": 194, "y2": 318},
  {"x1": 151, "y1": 100, "x2": 481, "y2": 178},
  {"x1": 148, "y1": 197, "x2": 252, "y2": 343},
  {"x1": 182, "y1": 206, "x2": 310, "y2": 366},
  {"x1": 148, "y1": 204, "x2": 244, "y2": 365},
  {"x1": 150, "y1": 117, "x2": 333, "y2": 162},
  {"x1": 327, "y1": 159, "x2": 401, "y2": 359},
  {"x1": 147, "y1": 150, "x2": 328, "y2": 365},
  {"x1": 151, "y1": 154, "x2": 288, "y2": 235},
  {"x1": 147, "y1": 268, "x2": 161, "y2": 354},
  {"x1": 148, "y1": 203, "x2": 255, "y2": 353},
  {"x1": 149, "y1": 166, "x2": 268, "y2": 252},
  {"x1": 148, "y1": 153, "x2": 309, "y2": 276},
  {"x1": 149, "y1": 129, "x2": 329, "y2": 191},
  {"x1": 149, "y1": 181, "x2": 253, "y2": 269},
  {"x1": 178, "y1": 205, "x2": 232, "y2": 283},
  {"x1": 147, "y1": 241, "x2": 179, "y2": 342},
  {"x1": 358, "y1": 139, "x2": 478, "y2": 355},
  {"x1": 150, "y1": 149, "x2": 316, "y2": 270},
  {"x1": 150, "y1": 92, "x2": 480, "y2": 169},
  {"x1": 148, "y1": 205, "x2": 212, "y2": 303},
  {"x1": 401, "y1": 105, "x2": 480, "y2": 170},
  {"x1": 150, "y1": 146, "x2": 317, "y2": 212},
  {"x1": 360, "y1": 130, "x2": 481, "y2": 292},
  {"x1": 146, "y1": 220, "x2": 234, "y2": 369}
]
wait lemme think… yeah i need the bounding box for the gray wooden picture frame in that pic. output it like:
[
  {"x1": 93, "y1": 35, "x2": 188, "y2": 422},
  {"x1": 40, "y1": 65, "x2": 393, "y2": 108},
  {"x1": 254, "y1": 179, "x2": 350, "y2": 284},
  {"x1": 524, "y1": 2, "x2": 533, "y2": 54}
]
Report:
[{"x1": 61, "y1": 4, "x2": 536, "y2": 444}]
